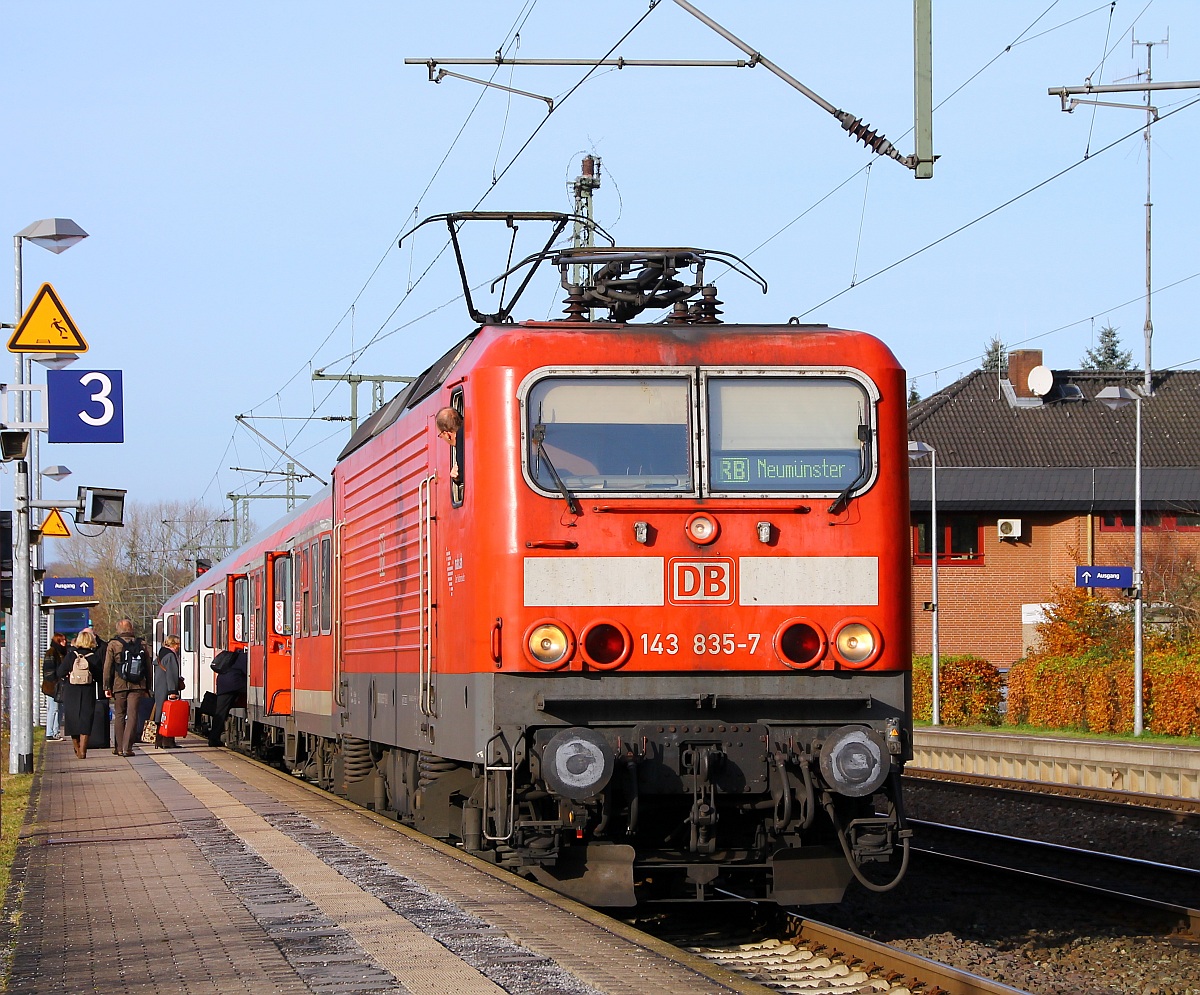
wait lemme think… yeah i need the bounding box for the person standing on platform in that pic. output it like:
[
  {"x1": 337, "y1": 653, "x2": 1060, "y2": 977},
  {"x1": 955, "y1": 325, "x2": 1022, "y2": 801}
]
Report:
[
  {"x1": 41, "y1": 632, "x2": 68, "y2": 741},
  {"x1": 56, "y1": 630, "x2": 103, "y2": 759},
  {"x1": 208, "y1": 647, "x2": 247, "y2": 748},
  {"x1": 153, "y1": 635, "x2": 183, "y2": 749},
  {"x1": 103, "y1": 618, "x2": 151, "y2": 757}
]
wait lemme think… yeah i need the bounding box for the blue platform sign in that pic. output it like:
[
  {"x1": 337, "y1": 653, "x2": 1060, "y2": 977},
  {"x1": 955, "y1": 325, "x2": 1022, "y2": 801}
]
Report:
[
  {"x1": 1075, "y1": 565, "x2": 1133, "y2": 589},
  {"x1": 43, "y1": 576, "x2": 95, "y2": 597},
  {"x1": 47, "y1": 369, "x2": 124, "y2": 443}
]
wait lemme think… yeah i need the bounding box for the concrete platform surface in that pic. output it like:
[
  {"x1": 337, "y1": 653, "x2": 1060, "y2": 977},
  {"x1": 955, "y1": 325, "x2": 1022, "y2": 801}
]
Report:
[{"x1": 4, "y1": 737, "x2": 762, "y2": 995}]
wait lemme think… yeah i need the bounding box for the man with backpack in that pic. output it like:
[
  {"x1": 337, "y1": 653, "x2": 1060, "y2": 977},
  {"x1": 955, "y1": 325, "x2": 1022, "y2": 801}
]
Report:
[{"x1": 103, "y1": 618, "x2": 151, "y2": 757}]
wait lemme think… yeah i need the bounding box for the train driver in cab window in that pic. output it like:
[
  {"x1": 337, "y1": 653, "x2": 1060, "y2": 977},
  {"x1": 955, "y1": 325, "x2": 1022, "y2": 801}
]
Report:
[{"x1": 436, "y1": 407, "x2": 464, "y2": 484}]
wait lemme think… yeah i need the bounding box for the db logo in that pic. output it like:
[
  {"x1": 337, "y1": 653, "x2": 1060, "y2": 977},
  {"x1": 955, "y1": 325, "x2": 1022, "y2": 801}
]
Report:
[{"x1": 669, "y1": 558, "x2": 735, "y2": 605}]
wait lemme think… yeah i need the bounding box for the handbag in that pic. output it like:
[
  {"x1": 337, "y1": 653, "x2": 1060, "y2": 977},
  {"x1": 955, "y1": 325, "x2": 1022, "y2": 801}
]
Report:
[
  {"x1": 140, "y1": 719, "x2": 158, "y2": 744},
  {"x1": 199, "y1": 691, "x2": 218, "y2": 716},
  {"x1": 178, "y1": 675, "x2": 186, "y2": 693},
  {"x1": 41, "y1": 677, "x2": 58, "y2": 697}
]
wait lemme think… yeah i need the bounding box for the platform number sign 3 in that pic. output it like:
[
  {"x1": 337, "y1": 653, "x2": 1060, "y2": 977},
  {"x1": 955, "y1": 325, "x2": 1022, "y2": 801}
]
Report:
[{"x1": 47, "y1": 369, "x2": 124, "y2": 443}]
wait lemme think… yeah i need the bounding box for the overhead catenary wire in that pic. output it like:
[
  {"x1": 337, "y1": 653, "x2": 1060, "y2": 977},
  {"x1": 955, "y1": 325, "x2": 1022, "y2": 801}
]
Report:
[{"x1": 792, "y1": 94, "x2": 1200, "y2": 321}]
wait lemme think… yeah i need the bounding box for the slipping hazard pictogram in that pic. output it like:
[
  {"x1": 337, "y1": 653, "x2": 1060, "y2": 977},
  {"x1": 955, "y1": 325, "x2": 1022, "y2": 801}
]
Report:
[
  {"x1": 39, "y1": 508, "x2": 72, "y2": 538},
  {"x1": 8, "y1": 283, "x2": 88, "y2": 354}
]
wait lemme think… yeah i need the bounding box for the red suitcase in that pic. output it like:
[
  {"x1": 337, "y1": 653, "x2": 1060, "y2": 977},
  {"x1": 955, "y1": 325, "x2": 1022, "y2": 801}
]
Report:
[{"x1": 158, "y1": 698, "x2": 189, "y2": 738}]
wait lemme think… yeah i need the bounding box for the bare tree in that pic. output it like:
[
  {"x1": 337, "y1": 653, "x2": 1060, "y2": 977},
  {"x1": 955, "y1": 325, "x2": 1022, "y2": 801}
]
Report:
[{"x1": 48, "y1": 499, "x2": 233, "y2": 635}]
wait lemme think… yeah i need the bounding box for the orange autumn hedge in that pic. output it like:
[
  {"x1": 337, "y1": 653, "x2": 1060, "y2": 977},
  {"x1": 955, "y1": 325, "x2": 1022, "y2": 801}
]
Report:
[
  {"x1": 1003, "y1": 583, "x2": 1200, "y2": 737},
  {"x1": 912, "y1": 655, "x2": 1002, "y2": 726},
  {"x1": 1005, "y1": 649, "x2": 1200, "y2": 736}
]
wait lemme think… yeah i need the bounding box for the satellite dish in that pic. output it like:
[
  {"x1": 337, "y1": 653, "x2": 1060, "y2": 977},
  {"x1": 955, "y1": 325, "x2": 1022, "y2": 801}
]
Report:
[{"x1": 1027, "y1": 365, "x2": 1054, "y2": 397}]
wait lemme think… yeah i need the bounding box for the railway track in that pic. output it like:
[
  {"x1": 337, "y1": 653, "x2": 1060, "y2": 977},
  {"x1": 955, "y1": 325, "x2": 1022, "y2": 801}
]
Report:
[
  {"x1": 910, "y1": 818, "x2": 1200, "y2": 935},
  {"x1": 644, "y1": 912, "x2": 1032, "y2": 994}
]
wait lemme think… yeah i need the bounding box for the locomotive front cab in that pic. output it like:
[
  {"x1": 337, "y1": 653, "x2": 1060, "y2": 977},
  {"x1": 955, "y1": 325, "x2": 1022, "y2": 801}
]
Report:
[{"x1": 483, "y1": 347, "x2": 912, "y2": 906}]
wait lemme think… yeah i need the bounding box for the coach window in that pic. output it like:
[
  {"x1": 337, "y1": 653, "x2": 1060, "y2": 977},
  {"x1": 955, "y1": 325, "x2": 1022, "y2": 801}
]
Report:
[
  {"x1": 182, "y1": 603, "x2": 195, "y2": 654},
  {"x1": 706, "y1": 376, "x2": 871, "y2": 495},
  {"x1": 203, "y1": 595, "x2": 214, "y2": 649},
  {"x1": 320, "y1": 535, "x2": 332, "y2": 634},
  {"x1": 215, "y1": 592, "x2": 227, "y2": 648},
  {"x1": 233, "y1": 577, "x2": 249, "y2": 643},
  {"x1": 525, "y1": 376, "x2": 693, "y2": 493},
  {"x1": 273, "y1": 556, "x2": 293, "y2": 636},
  {"x1": 297, "y1": 547, "x2": 309, "y2": 638}
]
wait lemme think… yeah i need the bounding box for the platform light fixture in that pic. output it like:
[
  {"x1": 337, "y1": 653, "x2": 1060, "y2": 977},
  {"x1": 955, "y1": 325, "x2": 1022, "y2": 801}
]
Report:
[
  {"x1": 1096, "y1": 385, "x2": 1145, "y2": 736},
  {"x1": 908, "y1": 440, "x2": 939, "y2": 726}
]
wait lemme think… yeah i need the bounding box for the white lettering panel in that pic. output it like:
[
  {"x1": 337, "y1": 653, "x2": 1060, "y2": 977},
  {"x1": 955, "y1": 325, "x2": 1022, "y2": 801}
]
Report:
[
  {"x1": 524, "y1": 557, "x2": 665, "y2": 607},
  {"x1": 739, "y1": 556, "x2": 878, "y2": 606}
]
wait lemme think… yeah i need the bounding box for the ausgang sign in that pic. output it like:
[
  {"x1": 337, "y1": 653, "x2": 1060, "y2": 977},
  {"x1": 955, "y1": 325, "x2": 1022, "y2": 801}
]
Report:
[{"x1": 1075, "y1": 565, "x2": 1133, "y2": 589}]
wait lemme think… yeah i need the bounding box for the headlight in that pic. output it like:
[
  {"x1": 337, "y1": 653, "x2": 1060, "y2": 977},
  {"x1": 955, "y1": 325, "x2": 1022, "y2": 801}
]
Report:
[
  {"x1": 831, "y1": 619, "x2": 882, "y2": 668},
  {"x1": 685, "y1": 512, "x2": 720, "y2": 545},
  {"x1": 524, "y1": 620, "x2": 574, "y2": 669}
]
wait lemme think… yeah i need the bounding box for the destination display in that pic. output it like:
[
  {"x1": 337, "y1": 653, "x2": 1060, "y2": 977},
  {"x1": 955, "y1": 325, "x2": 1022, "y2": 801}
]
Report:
[{"x1": 712, "y1": 449, "x2": 861, "y2": 491}]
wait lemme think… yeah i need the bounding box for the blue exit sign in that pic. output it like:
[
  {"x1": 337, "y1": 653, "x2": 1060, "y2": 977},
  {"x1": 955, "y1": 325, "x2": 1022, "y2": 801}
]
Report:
[{"x1": 1075, "y1": 566, "x2": 1133, "y2": 589}]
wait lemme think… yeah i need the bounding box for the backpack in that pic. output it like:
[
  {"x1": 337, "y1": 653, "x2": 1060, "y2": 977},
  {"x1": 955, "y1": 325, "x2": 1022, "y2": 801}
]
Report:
[
  {"x1": 68, "y1": 651, "x2": 93, "y2": 685},
  {"x1": 116, "y1": 637, "x2": 148, "y2": 683}
]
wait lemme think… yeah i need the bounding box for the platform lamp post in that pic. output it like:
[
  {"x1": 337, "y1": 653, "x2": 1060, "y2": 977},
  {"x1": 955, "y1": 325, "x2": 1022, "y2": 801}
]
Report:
[
  {"x1": 1096, "y1": 385, "x2": 1145, "y2": 736},
  {"x1": 10, "y1": 218, "x2": 88, "y2": 774},
  {"x1": 908, "y1": 441, "x2": 939, "y2": 725}
]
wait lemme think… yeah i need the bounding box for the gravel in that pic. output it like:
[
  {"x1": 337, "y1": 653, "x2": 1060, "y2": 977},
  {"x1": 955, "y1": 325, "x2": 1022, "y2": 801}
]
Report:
[{"x1": 801, "y1": 779, "x2": 1200, "y2": 995}]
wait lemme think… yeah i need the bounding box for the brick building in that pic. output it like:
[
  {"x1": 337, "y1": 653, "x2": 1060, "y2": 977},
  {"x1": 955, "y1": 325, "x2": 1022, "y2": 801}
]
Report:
[{"x1": 906, "y1": 350, "x2": 1200, "y2": 667}]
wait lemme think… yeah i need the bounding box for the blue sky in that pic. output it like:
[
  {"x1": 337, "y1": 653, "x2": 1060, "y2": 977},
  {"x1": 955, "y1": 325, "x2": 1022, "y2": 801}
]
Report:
[{"x1": 3, "y1": 1, "x2": 1198, "y2": 518}]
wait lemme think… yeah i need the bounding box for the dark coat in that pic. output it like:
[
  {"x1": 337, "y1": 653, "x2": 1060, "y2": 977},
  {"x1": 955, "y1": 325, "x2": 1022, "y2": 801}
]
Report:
[
  {"x1": 152, "y1": 649, "x2": 182, "y2": 723},
  {"x1": 214, "y1": 649, "x2": 248, "y2": 696},
  {"x1": 56, "y1": 646, "x2": 103, "y2": 737}
]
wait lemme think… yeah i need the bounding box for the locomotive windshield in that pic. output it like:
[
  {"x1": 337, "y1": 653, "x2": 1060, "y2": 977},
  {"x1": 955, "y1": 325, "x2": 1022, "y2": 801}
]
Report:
[
  {"x1": 525, "y1": 376, "x2": 693, "y2": 492},
  {"x1": 706, "y1": 376, "x2": 868, "y2": 494}
]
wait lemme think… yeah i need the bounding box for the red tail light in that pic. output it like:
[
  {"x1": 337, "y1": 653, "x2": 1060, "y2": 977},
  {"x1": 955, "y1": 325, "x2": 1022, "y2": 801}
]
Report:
[
  {"x1": 581, "y1": 620, "x2": 631, "y2": 669},
  {"x1": 774, "y1": 618, "x2": 827, "y2": 669}
]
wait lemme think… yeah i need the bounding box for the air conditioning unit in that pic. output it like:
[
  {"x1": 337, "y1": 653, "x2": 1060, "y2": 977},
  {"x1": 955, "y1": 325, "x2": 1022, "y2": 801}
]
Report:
[{"x1": 998, "y1": 518, "x2": 1022, "y2": 540}]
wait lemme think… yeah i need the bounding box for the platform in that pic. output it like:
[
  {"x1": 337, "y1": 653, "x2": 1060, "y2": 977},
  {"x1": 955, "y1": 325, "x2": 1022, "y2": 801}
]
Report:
[
  {"x1": 5, "y1": 737, "x2": 765, "y2": 995},
  {"x1": 911, "y1": 726, "x2": 1200, "y2": 801}
]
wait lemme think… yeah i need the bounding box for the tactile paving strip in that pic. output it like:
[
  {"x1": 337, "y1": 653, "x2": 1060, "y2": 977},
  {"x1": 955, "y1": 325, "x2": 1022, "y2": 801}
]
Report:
[
  {"x1": 182, "y1": 749, "x2": 757, "y2": 995},
  {"x1": 149, "y1": 753, "x2": 514, "y2": 995}
]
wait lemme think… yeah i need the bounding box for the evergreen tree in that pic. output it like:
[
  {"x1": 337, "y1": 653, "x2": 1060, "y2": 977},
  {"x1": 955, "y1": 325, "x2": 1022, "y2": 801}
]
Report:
[
  {"x1": 981, "y1": 336, "x2": 1007, "y2": 374},
  {"x1": 907, "y1": 382, "x2": 921, "y2": 407},
  {"x1": 1080, "y1": 324, "x2": 1133, "y2": 371}
]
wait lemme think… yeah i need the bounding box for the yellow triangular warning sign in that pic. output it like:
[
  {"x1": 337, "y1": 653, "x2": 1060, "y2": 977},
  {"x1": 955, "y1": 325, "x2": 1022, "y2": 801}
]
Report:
[
  {"x1": 8, "y1": 283, "x2": 88, "y2": 354},
  {"x1": 39, "y1": 508, "x2": 72, "y2": 538}
]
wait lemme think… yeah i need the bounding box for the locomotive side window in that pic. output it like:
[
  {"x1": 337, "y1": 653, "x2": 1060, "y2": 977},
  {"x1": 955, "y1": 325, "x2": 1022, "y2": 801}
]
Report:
[
  {"x1": 706, "y1": 377, "x2": 870, "y2": 494},
  {"x1": 525, "y1": 376, "x2": 692, "y2": 492}
]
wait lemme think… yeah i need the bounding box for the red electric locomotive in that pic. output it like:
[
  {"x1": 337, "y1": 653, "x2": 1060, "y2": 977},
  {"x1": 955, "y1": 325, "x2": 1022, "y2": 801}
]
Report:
[{"x1": 160, "y1": 213, "x2": 912, "y2": 906}]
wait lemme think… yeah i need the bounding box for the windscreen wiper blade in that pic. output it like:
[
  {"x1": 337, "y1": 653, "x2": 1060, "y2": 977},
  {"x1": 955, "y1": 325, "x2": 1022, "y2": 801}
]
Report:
[{"x1": 532, "y1": 424, "x2": 581, "y2": 517}]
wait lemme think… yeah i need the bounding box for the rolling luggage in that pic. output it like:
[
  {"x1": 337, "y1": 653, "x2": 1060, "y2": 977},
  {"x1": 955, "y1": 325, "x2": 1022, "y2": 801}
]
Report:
[{"x1": 158, "y1": 698, "x2": 189, "y2": 739}]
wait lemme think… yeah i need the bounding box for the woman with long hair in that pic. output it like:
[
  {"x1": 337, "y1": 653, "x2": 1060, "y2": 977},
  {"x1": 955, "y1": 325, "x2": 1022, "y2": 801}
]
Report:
[{"x1": 56, "y1": 629, "x2": 104, "y2": 759}]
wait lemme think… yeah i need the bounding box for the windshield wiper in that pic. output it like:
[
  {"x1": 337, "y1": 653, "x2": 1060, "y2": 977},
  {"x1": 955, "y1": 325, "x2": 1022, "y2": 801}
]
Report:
[
  {"x1": 827, "y1": 425, "x2": 871, "y2": 515},
  {"x1": 532, "y1": 424, "x2": 581, "y2": 516}
]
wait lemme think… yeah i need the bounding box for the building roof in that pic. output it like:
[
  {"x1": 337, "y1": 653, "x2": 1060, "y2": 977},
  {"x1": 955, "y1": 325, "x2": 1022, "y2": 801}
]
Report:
[{"x1": 906, "y1": 368, "x2": 1200, "y2": 513}]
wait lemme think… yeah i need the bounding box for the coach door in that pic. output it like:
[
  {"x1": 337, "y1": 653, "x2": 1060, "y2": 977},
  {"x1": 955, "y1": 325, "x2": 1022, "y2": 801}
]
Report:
[{"x1": 264, "y1": 550, "x2": 294, "y2": 715}]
